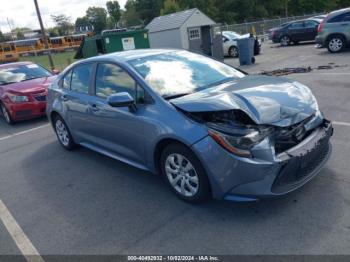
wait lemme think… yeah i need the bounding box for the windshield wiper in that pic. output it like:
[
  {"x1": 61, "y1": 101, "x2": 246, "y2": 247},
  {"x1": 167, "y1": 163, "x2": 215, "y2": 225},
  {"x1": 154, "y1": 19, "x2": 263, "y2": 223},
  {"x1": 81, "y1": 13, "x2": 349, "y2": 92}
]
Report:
[
  {"x1": 163, "y1": 93, "x2": 192, "y2": 100},
  {"x1": 203, "y1": 77, "x2": 237, "y2": 89},
  {"x1": 0, "y1": 81, "x2": 19, "y2": 86}
]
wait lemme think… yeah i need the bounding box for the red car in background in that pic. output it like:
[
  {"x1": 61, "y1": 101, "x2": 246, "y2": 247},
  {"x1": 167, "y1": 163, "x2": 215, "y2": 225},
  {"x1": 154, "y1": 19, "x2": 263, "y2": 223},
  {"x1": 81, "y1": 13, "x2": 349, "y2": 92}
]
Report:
[{"x1": 0, "y1": 62, "x2": 57, "y2": 124}]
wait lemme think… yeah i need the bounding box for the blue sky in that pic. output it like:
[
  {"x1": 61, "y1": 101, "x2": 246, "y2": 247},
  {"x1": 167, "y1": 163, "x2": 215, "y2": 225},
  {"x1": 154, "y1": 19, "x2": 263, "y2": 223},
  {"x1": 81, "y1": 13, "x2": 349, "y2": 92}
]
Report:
[{"x1": 0, "y1": 0, "x2": 127, "y2": 33}]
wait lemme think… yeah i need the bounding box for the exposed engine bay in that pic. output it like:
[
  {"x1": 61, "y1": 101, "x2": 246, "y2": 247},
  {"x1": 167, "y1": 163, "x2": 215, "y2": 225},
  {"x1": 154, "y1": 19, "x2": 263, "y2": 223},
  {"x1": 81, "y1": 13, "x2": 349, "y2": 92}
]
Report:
[{"x1": 183, "y1": 109, "x2": 319, "y2": 155}]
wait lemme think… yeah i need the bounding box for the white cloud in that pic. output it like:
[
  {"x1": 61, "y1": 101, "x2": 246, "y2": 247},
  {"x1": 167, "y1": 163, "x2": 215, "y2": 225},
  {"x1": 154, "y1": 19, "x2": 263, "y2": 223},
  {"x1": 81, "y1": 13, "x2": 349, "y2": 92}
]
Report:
[{"x1": 0, "y1": 0, "x2": 127, "y2": 32}]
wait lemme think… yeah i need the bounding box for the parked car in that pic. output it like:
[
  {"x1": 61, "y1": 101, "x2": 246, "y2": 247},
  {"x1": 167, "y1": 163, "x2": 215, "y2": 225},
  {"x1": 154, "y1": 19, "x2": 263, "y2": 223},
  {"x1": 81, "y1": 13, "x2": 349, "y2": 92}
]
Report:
[
  {"x1": 47, "y1": 49, "x2": 333, "y2": 203},
  {"x1": 316, "y1": 8, "x2": 350, "y2": 53},
  {"x1": 270, "y1": 19, "x2": 322, "y2": 46},
  {"x1": 222, "y1": 31, "x2": 261, "y2": 57},
  {"x1": 268, "y1": 23, "x2": 291, "y2": 41},
  {"x1": 0, "y1": 62, "x2": 57, "y2": 124}
]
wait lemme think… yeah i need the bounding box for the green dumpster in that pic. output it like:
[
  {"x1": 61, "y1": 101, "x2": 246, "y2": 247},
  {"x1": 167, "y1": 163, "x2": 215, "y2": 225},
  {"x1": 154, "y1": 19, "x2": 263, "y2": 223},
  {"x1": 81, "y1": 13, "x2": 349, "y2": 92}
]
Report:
[{"x1": 75, "y1": 30, "x2": 150, "y2": 59}]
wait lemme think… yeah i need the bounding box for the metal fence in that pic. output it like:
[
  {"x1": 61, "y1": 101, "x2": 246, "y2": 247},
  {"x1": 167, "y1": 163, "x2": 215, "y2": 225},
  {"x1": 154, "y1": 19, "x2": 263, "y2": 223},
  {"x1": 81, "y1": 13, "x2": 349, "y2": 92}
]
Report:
[{"x1": 221, "y1": 13, "x2": 325, "y2": 37}]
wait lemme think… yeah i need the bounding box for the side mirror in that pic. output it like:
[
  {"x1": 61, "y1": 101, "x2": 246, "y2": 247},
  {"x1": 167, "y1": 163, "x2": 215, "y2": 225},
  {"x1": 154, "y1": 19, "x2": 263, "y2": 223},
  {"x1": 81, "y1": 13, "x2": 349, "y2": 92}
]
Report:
[
  {"x1": 52, "y1": 69, "x2": 60, "y2": 75},
  {"x1": 107, "y1": 92, "x2": 136, "y2": 111}
]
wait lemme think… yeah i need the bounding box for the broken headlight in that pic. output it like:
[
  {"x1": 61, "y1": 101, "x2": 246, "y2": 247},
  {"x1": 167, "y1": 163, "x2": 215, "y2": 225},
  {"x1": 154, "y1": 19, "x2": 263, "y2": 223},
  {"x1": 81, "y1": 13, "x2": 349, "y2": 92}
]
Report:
[{"x1": 208, "y1": 124, "x2": 273, "y2": 158}]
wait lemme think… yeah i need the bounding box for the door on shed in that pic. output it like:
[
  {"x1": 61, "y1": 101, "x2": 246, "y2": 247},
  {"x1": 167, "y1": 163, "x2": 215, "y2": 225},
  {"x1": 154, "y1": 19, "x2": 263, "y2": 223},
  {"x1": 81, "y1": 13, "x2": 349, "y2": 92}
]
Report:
[
  {"x1": 188, "y1": 27, "x2": 202, "y2": 53},
  {"x1": 211, "y1": 25, "x2": 224, "y2": 61}
]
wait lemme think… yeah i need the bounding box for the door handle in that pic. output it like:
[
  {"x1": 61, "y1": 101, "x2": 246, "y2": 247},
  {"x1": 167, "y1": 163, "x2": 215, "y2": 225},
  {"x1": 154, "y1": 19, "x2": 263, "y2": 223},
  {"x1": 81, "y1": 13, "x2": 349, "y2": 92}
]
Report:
[
  {"x1": 90, "y1": 104, "x2": 100, "y2": 112},
  {"x1": 61, "y1": 94, "x2": 69, "y2": 101}
]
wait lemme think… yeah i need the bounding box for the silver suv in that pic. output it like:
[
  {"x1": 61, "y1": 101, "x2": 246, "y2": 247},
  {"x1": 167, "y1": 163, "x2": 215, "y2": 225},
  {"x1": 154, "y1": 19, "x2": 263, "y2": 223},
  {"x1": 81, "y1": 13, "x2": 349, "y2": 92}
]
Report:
[{"x1": 316, "y1": 8, "x2": 350, "y2": 53}]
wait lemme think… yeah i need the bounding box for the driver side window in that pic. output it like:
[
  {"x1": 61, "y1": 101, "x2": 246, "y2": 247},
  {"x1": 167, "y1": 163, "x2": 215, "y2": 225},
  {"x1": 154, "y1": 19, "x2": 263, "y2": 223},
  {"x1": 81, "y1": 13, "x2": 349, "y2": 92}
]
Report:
[{"x1": 95, "y1": 63, "x2": 136, "y2": 99}]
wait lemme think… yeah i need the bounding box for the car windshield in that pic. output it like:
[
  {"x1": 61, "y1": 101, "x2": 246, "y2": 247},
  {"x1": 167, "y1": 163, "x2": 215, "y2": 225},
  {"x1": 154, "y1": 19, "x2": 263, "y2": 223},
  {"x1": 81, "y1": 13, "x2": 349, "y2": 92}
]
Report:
[
  {"x1": 128, "y1": 51, "x2": 245, "y2": 98},
  {"x1": 0, "y1": 64, "x2": 52, "y2": 86},
  {"x1": 224, "y1": 31, "x2": 241, "y2": 39}
]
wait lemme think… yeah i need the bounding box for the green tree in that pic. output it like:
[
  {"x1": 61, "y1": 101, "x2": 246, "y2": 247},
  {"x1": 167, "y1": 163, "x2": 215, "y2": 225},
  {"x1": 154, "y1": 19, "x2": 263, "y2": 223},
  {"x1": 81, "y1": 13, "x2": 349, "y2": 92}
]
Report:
[
  {"x1": 0, "y1": 30, "x2": 5, "y2": 42},
  {"x1": 134, "y1": 0, "x2": 164, "y2": 25},
  {"x1": 106, "y1": 1, "x2": 121, "y2": 27},
  {"x1": 51, "y1": 14, "x2": 74, "y2": 36},
  {"x1": 161, "y1": 0, "x2": 182, "y2": 15},
  {"x1": 121, "y1": 0, "x2": 143, "y2": 27},
  {"x1": 86, "y1": 6, "x2": 108, "y2": 33}
]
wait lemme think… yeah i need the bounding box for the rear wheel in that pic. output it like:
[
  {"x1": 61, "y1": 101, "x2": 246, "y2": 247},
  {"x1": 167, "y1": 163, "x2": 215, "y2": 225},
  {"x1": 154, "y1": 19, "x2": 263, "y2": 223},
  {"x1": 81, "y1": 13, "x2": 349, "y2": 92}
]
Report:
[
  {"x1": 53, "y1": 115, "x2": 76, "y2": 150},
  {"x1": 229, "y1": 46, "x2": 239, "y2": 58},
  {"x1": 280, "y1": 35, "x2": 291, "y2": 46},
  {"x1": 327, "y1": 35, "x2": 345, "y2": 53},
  {"x1": 160, "y1": 143, "x2": 211, "y2": 203},
  {"x1": 1, "y1": 103, "x2": 13, "y2": 125}
]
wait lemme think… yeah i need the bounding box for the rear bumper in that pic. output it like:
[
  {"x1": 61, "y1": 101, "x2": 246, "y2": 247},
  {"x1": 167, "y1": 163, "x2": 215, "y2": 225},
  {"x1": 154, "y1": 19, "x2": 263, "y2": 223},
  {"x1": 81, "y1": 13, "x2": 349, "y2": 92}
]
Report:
[
  {"x1": 315, "y1": 35, "x2": 325, "y2": 46},
  {"x1": 5, "y1": 101, "x2": 46, "y2": 121},
  {"x1": 192, "y1": 120, "x2": 333, "y2": 201}
]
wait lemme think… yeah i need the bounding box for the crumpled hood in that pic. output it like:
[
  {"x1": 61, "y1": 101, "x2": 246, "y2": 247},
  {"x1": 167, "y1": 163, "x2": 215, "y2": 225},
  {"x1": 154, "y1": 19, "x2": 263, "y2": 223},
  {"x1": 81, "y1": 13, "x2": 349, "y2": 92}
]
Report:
[{"x1": 170, "y1": 75, "x2": 318, "y2": 127}]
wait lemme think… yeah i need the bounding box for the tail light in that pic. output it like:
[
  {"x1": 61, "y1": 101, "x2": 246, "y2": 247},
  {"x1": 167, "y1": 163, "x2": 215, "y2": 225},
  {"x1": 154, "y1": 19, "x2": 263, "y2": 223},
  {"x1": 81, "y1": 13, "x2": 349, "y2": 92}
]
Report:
[
  {"x1": 318, "y1": 21, "x2": 324, "y2": 33},
  {"x1": 318, "y1": 15, "x2": 328, "y2": 33}
]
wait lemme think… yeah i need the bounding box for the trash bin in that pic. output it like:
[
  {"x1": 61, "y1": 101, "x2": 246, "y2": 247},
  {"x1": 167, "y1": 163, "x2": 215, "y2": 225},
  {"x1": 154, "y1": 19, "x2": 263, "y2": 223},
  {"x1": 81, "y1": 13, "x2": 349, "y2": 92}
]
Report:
[{"x1": 237, "y1": 34, "x2": 256, "y2": 66}]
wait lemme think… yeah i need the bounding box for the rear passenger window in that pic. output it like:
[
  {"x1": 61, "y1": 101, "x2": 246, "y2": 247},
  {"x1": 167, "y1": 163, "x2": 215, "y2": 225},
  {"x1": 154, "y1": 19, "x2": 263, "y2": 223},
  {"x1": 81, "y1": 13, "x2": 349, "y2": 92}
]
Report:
[
  {"x1": 304, "y1": 20, "x2": 318, "y2": 28},
  {"x1": 71, "y1": 63, "x2": 93, "y2": 94},
  {"x1": 328, "y1": 12, "x2": 350, "y2": 23},
  {"x1": 290, "y1": 22, "x2": 304, "y2": 29}
]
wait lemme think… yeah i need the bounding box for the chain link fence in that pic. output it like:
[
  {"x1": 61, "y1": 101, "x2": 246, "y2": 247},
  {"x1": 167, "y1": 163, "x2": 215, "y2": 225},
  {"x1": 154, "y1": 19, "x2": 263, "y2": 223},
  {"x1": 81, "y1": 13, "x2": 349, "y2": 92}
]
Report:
[{"x1": 221, "y1": 13, "x2": 325, "y2": 38}]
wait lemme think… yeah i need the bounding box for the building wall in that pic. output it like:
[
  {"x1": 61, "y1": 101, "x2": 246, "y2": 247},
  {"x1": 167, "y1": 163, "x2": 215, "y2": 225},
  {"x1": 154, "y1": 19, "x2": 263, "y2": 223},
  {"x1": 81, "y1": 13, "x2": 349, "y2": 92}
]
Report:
[
  {"x1": 148, "y1": 29, "x2": 183, "y2": 49},
  {"x1": 180, "y1": 10, "x2": 216, "y2": 50}
]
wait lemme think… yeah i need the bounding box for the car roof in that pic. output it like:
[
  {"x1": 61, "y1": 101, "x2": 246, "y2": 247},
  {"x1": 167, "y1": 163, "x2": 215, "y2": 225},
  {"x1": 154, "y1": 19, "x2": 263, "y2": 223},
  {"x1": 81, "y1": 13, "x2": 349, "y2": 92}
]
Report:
[
  {"x1": 329, "y1": 7, "x2": 350, "y2": 16},
  {"x1": 81, "y1": 49, "x2": 183, "y2": 64},
  {"x1": 0, "y1": 61, "x2": 34, "y2": 69}
]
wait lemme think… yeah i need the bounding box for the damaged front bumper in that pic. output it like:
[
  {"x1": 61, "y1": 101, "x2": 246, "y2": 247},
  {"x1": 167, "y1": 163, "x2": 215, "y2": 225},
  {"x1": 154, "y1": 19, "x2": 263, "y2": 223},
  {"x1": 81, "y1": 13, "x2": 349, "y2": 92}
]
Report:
[{"x1": 192, "y1": 119, "x2": 333, "y2": 201}]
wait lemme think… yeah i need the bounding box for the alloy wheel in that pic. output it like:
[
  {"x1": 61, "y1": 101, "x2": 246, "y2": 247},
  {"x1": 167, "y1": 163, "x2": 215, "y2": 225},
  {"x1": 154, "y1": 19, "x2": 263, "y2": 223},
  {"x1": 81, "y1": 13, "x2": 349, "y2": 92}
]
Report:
[
  {"x1": 329, "y1": 38, "x2": 343, "y2": 52},
  {"x1": 55, "y1": 119, "x2": 70, "y2": 146},
  {"x1": 165, "y1": 153, "x2": 199, "y2": 197},
  {"x1": 230, "y1": 47, "x2": 238, "y2": 58},
  {"x1": 1, "y1": 105, "x2": 11, "y2": 124},
  {"x1": 280, "y1": 36, "x2": 290, "y2": 46}
]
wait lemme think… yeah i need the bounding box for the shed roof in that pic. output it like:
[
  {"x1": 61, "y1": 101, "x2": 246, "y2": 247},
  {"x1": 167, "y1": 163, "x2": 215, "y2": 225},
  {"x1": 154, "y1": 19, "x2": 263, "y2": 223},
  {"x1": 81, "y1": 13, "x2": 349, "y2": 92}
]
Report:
[{"x1": 146, "y1": 8, "x2": 200, "y2": 33}]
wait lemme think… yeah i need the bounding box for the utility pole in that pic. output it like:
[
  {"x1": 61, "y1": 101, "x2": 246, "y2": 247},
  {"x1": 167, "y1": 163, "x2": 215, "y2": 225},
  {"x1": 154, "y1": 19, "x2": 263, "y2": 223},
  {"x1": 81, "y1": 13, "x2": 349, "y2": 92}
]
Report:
[
  {"x1": 6, "y1": 18, "x2": 15, "y2": 41},
  {"x1": 285, "y1": 0, "x2": 289, "y2": 18},
  {"x1": 33, "y1": 0, "x2": 54, "y2": 70}
]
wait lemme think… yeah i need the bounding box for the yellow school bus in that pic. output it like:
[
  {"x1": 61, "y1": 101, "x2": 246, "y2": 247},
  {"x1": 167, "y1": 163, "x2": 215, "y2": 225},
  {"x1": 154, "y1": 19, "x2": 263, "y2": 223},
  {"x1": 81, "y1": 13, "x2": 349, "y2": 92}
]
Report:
[
  {"x1": 0, "y1": 43, "x2": 19, "y2": 63},
  {"x1": 10, "y1": 38, "x2": 45, "y2": 53}
]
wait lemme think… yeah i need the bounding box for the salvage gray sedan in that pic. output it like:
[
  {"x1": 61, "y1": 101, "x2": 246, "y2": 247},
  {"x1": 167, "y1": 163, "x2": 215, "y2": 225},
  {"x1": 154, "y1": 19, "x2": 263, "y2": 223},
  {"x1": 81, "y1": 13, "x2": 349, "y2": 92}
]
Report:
[{"x1": 47, "y1": 49, "x2": 333, "y2": 203}]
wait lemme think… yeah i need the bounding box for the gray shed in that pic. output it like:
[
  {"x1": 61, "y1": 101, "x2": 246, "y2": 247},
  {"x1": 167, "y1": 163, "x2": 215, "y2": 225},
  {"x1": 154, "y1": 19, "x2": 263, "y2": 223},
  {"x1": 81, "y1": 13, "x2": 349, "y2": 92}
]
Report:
[{"x1": 146, "y1": 9, "x2": 222, "y2": 58}]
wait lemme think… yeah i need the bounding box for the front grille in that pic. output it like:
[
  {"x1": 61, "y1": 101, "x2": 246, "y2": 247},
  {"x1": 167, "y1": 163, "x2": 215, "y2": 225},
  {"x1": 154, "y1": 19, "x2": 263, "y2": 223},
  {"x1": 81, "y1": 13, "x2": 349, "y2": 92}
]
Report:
[
  {"x1": 34, "y1": 95, "x2": 46, "y2": 102},
  {"x1": 272, "y1": 121, "x2": 332, "y2": 193},
  {"x1": 15, "y1": 110, "x2": 32, "y2": 117}
]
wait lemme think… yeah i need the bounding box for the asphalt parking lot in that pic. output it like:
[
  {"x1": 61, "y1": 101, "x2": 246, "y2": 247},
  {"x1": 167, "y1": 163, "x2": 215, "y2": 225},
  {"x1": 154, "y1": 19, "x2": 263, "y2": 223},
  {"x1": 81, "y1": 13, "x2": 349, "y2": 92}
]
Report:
[{"x1": 0, "y1": 42, "x2": 350, "y2": 257}]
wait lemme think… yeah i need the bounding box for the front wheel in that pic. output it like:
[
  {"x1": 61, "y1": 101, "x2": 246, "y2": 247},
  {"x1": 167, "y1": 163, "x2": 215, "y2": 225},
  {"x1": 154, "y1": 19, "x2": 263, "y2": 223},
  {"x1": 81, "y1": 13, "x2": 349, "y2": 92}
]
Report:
[
  {"x1": 327, "y1": 36, "x2": 345, "y2": 53},
  {"x1": 229, "y1": 46, "x2": 239, "y2": 58},
  {"x1": 280, "y1": 35, "x2": 291, "y2": 46},
  {"x1": 1, "y1": 104, "x2": 13, "y2": 125},
  {"x1": 53, "y1": 115, "x2": 76, "y2": 150},
  {"x1": 160, "y1": 143, "x2": 211, "y2": 203}
]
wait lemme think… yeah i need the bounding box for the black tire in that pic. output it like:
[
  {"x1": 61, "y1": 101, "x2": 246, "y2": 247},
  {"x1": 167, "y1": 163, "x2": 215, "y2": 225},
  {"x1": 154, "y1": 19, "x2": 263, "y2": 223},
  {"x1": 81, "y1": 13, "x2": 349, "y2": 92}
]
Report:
[
  {"x1": 327, "y1": 35, "x2": 345, "y2": 53},
  {"x1": 293, "y1": 41, "x2": 299, "y2": 45},
  {"x1": 53, "y1": 115, "x2": 77, "y2": 150},
  {"x1": 280, "y1": 35, "x2": 291, "y2": 46},
  {"x1": 1, "y1": 103, "x2": 14, "y2": 125},
  {"x1": 229, "y1": 46, "x2": 239, "y2": 58},
  {"x1": 160, "y1": 143, "x2": 211, "y2": 203}
]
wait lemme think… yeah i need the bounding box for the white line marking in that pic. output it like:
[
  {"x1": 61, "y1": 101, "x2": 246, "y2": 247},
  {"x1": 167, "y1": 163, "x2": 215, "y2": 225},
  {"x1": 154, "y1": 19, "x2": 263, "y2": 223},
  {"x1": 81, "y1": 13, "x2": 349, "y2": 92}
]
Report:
[
  {"x1": 0, "y1": 199, "x2": 44, "y2": 262},
  {"x1": 0, "y1": 124, "x2": 50, "y2": 142},
  {"x1": 333, "y1": 121, "x2": 350, "y2": 127}
]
